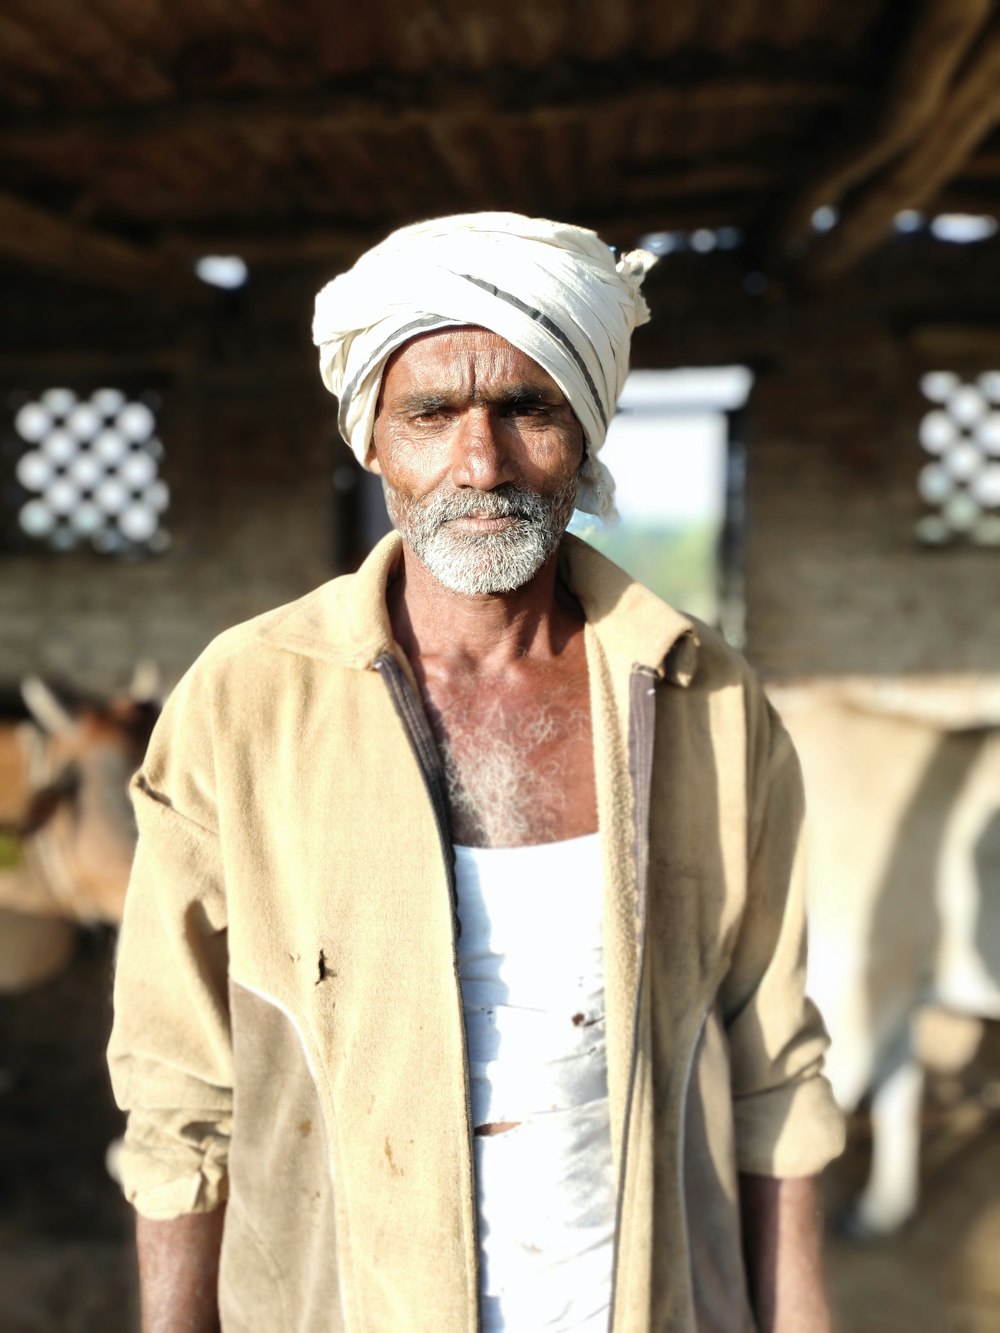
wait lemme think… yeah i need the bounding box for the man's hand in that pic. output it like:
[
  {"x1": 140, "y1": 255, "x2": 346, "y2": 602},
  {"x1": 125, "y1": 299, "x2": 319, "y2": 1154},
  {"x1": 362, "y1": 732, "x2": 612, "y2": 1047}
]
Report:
[
  {"x1": 136, "y1": 1205, "x2": 226, "y2": 1333},
  {"x1": 739, "y1": 1173, "x2": 832, "y2": 1333}
]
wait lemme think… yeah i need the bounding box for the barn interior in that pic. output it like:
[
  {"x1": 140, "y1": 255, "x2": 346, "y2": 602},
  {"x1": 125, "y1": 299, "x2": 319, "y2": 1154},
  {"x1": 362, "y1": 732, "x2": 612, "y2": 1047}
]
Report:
[{"x1": 2, "y1": 2, "x2": 1000, "y2": 1329}]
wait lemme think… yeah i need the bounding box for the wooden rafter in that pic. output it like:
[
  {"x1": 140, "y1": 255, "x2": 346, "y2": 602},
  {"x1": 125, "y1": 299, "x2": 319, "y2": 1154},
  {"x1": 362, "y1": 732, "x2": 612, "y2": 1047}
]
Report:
[
  {"x1": 623, "y1": 162, "x2": 777, "y2": 201},
  {"x1": 955, "y1": 146, "x2": 1000, "y2": 177},
  {"x1": 159, "y1": 197, "x2": 761, "y2": 269},
  {"x1": 909, "y1": 323, "x2": 1000, "y2": 369},
  {"x1": 0, "y1": 349, "x2": 192, "y2": 375},
  {"x1": 0, "y1": 68, "x2": 851, "y2": 146},
  {"x1": 0, "y1": 190, "x2": 198, "y2": 292},
  {"x1": 803, "y1": 25, "x2": 1000, "y2": 282},
  {"x1": 933, "y1": 187, "x2": 1000, "y2": 217},
  {"x1": 778, "y1": 0, "x2": 994, "y2": 249}
]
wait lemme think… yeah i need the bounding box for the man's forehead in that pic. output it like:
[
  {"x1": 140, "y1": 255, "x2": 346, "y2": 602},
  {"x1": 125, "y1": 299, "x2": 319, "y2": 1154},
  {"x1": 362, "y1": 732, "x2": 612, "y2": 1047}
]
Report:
[{"x1": 381, "y1": 326, "x2": 562, "y2": 397}]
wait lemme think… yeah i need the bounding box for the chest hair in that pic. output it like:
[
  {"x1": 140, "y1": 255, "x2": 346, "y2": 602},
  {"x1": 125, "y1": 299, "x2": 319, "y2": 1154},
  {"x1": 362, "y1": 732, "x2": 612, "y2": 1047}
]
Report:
[{"x1": 435, "y1": 694, "x2": 591, "y2": 847}]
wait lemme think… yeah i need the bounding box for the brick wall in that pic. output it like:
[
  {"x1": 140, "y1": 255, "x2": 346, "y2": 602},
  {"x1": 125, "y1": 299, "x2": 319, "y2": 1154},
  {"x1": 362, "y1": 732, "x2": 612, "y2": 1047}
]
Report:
[
  {"x1": 744, "y1": 337, "x2": 1000, "y2": 680},
  {"x1": 0, "y1": 361, "x2": 371, "y2": 693},
  {"x1": 4, "y1": 241, "x2": 1000, "y2": 694}
]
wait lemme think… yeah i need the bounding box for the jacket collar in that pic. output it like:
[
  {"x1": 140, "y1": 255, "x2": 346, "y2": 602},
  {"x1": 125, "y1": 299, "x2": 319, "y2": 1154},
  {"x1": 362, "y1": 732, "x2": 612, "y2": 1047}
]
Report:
[
  {"x1": 255, "y1": 530, "x2": 699, "y2": 686},
  {"x1": 557, "y1": 533, "x2": 698, "y2": 687}
]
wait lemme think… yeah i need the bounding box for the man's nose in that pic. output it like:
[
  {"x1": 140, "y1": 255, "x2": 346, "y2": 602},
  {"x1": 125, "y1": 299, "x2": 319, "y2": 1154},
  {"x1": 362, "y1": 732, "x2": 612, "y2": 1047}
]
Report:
[{"x1": 450, "y1": 408, "x2": 516, "y2": 490}]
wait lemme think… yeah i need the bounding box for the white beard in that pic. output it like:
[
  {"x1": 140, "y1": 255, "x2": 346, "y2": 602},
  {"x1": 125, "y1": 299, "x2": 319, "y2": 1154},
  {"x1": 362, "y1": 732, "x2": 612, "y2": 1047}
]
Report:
[{"x1": 383, "y1": 477, "x2": 579, "y2": 595}]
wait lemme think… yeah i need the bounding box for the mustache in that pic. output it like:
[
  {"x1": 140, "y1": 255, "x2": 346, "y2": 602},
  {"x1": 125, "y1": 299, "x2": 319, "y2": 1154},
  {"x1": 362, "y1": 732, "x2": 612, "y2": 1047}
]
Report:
[{"x1": 418, "y1": 485, "x2": 550, "y2": 524}]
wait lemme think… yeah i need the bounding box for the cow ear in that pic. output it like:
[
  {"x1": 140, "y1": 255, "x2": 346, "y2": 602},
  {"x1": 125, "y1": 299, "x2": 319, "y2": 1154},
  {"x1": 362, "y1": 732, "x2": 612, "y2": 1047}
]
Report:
[
  {"x1": 21, "y1": 677, "x2": 77, "y2": 736},
  {"x1": 129, "y1": 659, "x2": 161, "y2": 702}
]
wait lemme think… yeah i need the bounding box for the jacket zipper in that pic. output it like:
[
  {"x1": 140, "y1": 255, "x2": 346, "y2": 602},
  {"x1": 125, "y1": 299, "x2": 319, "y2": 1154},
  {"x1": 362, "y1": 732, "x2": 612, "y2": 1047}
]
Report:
[
  {"x1": 374, "y1": 653, "x2": 482, "y2": 1332},
  {"x1": 607, "y1": 664, "x2": 659, "y2": 1332},
  {"x1": 607, "y1": 661, "x2": 710, "y2": 1330}
]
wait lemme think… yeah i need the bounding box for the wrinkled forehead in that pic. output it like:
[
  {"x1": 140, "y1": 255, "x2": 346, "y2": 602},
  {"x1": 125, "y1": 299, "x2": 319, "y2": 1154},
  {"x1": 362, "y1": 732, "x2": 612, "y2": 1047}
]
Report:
[{"x1": 377, "y1": 325, "x2": 569, "y2": 408}]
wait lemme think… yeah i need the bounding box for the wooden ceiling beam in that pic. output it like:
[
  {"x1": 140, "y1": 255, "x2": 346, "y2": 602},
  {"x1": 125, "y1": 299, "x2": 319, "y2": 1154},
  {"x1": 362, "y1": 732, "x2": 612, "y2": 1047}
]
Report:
[
  {"x1": 953, "y1": 148, "x2": 1000, "y2": 179},
  {"x1": 931, "y1": 185, "x2": 1000, "y2": 215},
  {"x1": 162, "y1": 224, "x2": 391, "y2": 271},
  {"x1": 0, "y1": 190, "x2": 200, "y2": 292},
  {"x1": 159, "y1": 199, "x2": 760, "y2": 269},
  {"x1": 0, "y1": 68, "x2": 852, "y2": 146},
  {"x1": 909, "y1": 323, "x2": 1000, "y2": 369},
  {"x1": 777, "y1": 0, "x2": 994, "y2": 249},
  {"x1": 0, "y1": 349, "x2": 192, "y2": 376},
  {"x1": 622, "y1": 162, "x2": 777, "y2": 201},
  {"x1": 423, "y1": 122, "x2": 501, "y2": 202},
  {"x1": 802, "y1": 26, "x2": 1000, "y2": 283},
  {"x1": 0, "y1": 0, "x2": 175, "y2": 104}
]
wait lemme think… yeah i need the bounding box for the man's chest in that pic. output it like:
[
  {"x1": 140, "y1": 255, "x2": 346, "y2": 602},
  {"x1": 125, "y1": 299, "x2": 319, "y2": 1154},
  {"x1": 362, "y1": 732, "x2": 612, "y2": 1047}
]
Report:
[{"x1": 419, "y1": 664, "x2": 597, "y2": 848}]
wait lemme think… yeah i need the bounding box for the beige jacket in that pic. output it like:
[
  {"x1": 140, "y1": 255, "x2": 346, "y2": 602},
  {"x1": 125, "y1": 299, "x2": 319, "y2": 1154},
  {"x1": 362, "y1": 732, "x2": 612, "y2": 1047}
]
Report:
[{"x1": 108, "y1": 533, "x2": 844, "y2": 1332}]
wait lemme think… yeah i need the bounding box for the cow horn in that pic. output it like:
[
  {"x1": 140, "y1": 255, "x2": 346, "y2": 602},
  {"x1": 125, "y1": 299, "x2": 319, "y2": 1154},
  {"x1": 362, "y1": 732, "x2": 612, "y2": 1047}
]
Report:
[
  {"x1": 130, "y1": 659, "x2": 161, "y2": 701},
  {"x1": 21, "y1": 676, "x2": 77, "y2": 735}
]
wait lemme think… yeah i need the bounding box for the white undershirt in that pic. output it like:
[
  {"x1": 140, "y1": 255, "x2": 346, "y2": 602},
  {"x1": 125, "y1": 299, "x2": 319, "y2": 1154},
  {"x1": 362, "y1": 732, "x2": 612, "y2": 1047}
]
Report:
[{"x1": 454, "y1": 834, "x2": 614, "y2": 1333}]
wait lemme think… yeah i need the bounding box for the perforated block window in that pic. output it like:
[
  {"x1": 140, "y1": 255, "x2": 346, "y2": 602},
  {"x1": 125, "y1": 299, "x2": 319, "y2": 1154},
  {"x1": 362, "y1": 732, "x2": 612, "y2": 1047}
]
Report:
[
  {"x1": 917, "y1": 370, "x2": 1000, "y2": 546},
  {"x1": 2, "y1": 387, "x2": 169, "y2": 555}
]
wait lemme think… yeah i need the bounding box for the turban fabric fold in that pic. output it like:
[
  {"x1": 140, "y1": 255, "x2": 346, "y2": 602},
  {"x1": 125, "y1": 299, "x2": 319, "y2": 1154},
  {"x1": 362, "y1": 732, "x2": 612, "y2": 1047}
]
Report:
[{"x1": 312, "y1": 213, "x2": 656, "y2": 518}]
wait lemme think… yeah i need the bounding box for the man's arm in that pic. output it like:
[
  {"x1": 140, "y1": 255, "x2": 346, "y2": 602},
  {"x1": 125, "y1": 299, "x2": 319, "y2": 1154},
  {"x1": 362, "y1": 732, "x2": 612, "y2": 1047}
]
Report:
[
  {"x1": 108, "y1": 664, "x2": 234, "y2": 1325},
  {"x1": 739, "y1": 1173, "x2": 831, "y2": 1333},
  {"x1": 136, "y1": 1206, "x2": 226, "y2": 1333}
]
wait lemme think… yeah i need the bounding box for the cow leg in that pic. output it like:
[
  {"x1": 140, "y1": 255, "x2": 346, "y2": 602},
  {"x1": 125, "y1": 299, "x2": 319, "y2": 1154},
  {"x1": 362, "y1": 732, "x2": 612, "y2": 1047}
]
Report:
[{"x1": 844, "y1": 1022, "x2": 924, "y2": 1238}]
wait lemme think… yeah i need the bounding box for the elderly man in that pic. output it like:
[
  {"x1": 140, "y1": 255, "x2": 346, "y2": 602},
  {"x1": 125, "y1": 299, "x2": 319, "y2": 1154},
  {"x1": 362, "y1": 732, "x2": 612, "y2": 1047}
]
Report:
[{"x1": 109, "y1": 213, "x2": 844, "y2": 1332}]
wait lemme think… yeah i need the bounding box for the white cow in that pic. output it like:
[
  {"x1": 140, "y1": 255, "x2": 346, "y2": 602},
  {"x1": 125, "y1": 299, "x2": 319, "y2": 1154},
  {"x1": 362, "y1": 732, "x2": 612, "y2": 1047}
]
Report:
[{"x1": 770, "y1": 678, "x2": 1000, "y2": 1236}]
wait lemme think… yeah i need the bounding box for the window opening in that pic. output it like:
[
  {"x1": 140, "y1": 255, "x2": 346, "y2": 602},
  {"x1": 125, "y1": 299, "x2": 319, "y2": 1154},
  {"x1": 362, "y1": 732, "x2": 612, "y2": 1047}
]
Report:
[
  {"x1": 2, "y1": 387, "x2": 169, "y2": 555},
  {"x1": 916, "y1": 370, "x2": 1000, "y2": 546},
  {"x1": 569, "y1": 366, "x2": 751, "y2": 641}
]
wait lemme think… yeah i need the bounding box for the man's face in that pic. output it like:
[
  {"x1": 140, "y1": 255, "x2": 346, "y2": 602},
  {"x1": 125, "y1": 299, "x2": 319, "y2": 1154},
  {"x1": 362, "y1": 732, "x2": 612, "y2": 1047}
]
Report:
[{"x1": 370, "y1": 327, "x2": 584, "y2": 596}]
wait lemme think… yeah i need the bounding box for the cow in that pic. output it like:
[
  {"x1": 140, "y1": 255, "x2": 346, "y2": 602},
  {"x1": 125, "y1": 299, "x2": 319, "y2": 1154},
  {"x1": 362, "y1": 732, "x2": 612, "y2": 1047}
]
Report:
[
  {"x1": 769, "y1": 679, "x2": 1000, "y2": 1237},
  {"x1": 0, "y1": 670, "x2": 159, "y2": 992}
]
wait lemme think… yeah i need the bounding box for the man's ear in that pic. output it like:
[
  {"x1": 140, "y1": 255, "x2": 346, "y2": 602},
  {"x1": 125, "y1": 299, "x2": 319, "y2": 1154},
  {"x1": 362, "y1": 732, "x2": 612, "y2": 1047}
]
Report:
[
  {"x1": 367, "y1": 410, "x2": 384, "y2": 475},
  {"x1": 576, "y1": 433, "x2": 588, "y2": 476}
]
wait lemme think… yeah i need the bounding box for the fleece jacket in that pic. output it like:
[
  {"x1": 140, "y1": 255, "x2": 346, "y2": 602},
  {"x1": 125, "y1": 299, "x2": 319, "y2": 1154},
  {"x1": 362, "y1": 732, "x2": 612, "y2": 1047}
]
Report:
[{"x1": 108, "y1": 532, "x2": 845, "y2": 1332}]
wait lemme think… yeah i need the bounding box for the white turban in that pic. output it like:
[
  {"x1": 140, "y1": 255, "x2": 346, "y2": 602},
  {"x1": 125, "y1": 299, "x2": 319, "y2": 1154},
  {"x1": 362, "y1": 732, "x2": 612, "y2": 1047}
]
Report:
[{"x1": 312, "y1": 212, "x2": 656, "y2": 518}]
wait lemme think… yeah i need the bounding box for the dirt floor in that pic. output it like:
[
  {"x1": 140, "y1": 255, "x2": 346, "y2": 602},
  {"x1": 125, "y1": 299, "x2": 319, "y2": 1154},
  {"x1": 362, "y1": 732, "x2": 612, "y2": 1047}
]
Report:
[
  {"x1": 823, "y1": 1021, "x2": 1000, "y2": 1333},
  {"x1": 1, "y1": 929, "x2": 999, "y2": 1333}
]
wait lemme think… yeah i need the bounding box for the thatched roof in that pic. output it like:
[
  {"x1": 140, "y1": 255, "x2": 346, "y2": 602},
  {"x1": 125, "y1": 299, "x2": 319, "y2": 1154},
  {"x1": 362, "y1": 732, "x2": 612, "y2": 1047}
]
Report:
[{"x1": 1, "y1": 0, "x2": 998, "y2": 291}]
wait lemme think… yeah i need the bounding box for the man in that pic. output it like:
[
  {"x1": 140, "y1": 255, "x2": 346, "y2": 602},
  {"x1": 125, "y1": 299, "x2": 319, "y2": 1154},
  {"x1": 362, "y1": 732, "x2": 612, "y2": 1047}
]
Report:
[{"x1": 109, "y1": 213, "x2": 844, "y2": 1332}]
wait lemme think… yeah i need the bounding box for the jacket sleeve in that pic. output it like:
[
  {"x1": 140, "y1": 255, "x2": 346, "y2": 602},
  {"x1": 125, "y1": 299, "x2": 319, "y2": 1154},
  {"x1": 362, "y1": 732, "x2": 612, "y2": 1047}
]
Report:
[
  {"x1": 107, "y1": 662, "x2": 233, "y2": 1220},
  {"x1": 720, "y1": 684, "x2": 845, "y2": 1178}
]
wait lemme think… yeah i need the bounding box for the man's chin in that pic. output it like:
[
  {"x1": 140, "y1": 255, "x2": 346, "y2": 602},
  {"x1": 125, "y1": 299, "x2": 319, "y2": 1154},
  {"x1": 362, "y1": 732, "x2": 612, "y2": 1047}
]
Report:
[
  {"x1": 417, "y1": 557, "x2": 543, "y2": 598},
  {"x1": 411, "y1": 531, "x2": 554, "y2": 596}
]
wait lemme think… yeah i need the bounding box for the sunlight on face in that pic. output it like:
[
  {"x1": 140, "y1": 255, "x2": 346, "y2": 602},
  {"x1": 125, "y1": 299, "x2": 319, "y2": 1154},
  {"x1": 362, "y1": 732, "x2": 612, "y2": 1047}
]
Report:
[
  {"x1": 373, "y1": 328, "x2": 584, "y2": 593},
  {"x1": 383, "y1": 473, "x2": 579, "y2": 595}
]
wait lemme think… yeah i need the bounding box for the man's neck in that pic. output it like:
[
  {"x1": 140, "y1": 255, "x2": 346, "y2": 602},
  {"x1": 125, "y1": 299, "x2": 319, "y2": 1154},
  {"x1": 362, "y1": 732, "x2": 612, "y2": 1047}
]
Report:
[{"x1": 386, "y1": 537, "x2": 597, "y2": 847}]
